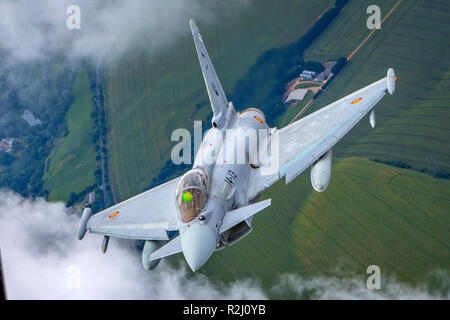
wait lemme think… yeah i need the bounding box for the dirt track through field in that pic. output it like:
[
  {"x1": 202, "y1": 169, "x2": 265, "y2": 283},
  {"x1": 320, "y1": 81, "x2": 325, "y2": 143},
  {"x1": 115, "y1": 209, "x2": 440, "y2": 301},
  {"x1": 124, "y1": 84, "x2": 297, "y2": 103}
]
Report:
[
  {"x1": 347, "y1": 0, "x2": 403, "y2": 61},
  {"x1": 287, "y1": 0, "x2": 403, "y2": 126}
]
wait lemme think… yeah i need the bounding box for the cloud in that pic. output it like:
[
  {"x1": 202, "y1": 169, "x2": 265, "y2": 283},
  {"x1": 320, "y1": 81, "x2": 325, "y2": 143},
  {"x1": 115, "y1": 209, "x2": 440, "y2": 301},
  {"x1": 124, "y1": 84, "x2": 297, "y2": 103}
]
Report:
[
  {"x1": 0, "y1": 0, "x2": 249, "y2": 109},
  {"x1": 272, "y1": 273, "x2": 449, "y2": 300},
  {"x1": 0, "y1": 0, "x2": 246, "y2": 65},
  {"x1": 0, "y1": 190, "x2": 447, "y2": 300},
  {"x1": 0, "y1": 190, "x2": 266, "y2": 299}
]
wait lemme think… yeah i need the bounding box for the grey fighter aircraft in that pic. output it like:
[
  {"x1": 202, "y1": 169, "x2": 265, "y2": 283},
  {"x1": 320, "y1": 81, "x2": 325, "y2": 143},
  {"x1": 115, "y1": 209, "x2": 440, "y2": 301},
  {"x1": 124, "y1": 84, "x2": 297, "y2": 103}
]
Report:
[{"x1": 77, "y1": 20, "x2": 396, "y2": 272}]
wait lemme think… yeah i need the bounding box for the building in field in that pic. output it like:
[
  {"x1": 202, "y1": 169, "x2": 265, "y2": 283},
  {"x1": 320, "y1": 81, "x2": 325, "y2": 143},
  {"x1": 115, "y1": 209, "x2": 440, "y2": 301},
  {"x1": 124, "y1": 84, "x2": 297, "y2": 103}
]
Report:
[{"x1": 285, "y1": 89, "x2": 308, "y2": 104}]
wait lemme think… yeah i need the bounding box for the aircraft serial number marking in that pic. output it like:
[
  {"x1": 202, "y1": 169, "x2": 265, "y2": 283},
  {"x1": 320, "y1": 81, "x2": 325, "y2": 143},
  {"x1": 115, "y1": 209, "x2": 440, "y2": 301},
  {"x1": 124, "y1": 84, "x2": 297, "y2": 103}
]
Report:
[{"x1": 224, "y1": 169, "x2": 237, "y2": 188}]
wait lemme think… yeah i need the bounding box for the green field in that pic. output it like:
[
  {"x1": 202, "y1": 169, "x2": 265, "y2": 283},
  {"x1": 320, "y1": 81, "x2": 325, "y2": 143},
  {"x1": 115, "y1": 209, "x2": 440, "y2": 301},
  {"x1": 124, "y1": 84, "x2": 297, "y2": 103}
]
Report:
[
  {"x1": 100, "y1": 0, "x2": 450, "y2": 295},
  {"x1": 45, "y1": 69, "x2": 97, "y2": 202},
  {"x1": 295, "y1": 82, "x2": 321, "y2": 89},
  {"x1": 105, "y1": 0, "x2": 334, "y2": 200},
  {"x1": 199, "y1": 157, "x2": 450, "y2": 296},
  {"x1": 199, "y1": 0, "x2": 450, "y2": 293},
  {"x1": 305, "y1": 0, "x2": 450, "y2": 174}
]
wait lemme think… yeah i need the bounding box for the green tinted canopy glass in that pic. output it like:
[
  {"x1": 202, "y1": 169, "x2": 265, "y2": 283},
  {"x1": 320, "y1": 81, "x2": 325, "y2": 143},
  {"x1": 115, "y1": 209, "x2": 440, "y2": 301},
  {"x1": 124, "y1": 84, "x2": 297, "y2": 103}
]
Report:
[{"x1": 182, "y1": 191, "x2": 193, "y2": 202}]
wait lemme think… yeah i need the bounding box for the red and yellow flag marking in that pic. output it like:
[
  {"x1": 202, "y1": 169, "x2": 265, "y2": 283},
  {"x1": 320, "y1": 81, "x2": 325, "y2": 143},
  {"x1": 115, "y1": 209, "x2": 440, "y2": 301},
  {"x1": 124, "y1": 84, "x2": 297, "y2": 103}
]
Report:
[
  {"x1": 351, "y1": 97, "x2": 362, "y2": 104},
  {"x1": 108, "y1": 211, "x2": 119, "y2": 219},
  {"x1": 253, "y1": 115, "x2": 263, "y2": 124}
]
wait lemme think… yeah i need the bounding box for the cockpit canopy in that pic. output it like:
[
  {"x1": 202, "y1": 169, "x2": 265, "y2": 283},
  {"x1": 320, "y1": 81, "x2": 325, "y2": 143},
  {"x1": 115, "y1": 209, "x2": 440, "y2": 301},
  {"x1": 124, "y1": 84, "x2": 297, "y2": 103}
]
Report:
[{"x1": 176, "y1": 168, "x2": 209, "y2": 223}]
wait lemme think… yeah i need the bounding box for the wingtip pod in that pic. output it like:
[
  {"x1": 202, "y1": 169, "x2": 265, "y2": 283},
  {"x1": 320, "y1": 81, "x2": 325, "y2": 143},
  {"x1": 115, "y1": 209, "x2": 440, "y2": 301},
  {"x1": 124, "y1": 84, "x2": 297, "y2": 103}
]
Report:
[
  {"x1": 387, "y1": 68, "x2": 396, "y2": 95},
  {"x1": 77, "y1": 207, "x2": 93, "y2": 240}
]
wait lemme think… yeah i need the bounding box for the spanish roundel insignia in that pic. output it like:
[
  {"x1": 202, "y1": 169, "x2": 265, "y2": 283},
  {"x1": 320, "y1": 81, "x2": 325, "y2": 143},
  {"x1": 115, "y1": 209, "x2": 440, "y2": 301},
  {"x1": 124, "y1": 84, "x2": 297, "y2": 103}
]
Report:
[
  {"x1": 351, "y1": 97, "x2": 362, "y2": 104},
  {"x1": 254, "y1": 115, "x2": 263, "y2": 124},
  {"x1": 108, "y1": 211, "x2": 119, "y2": 219}
]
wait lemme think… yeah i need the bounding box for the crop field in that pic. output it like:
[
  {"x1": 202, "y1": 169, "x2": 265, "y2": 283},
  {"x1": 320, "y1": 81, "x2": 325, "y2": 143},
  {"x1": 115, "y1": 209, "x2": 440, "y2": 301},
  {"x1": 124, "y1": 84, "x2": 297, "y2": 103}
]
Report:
[
  {"x1": 198, "y1": 0, "x2": 450, "y2": 293},
  {"x1": 304, "y1": 0, "x2": 450, "y2": 174},
  {"x1": 45, "y1": 69, "x2": 97, "y2": 202},
  {"x1": 295, "y1": 82, "x2": 321, "y2": 89},
  {"x1": 102, "y1": 0, "x2": 449, "y2": 295},
  {"x1": 199, "y1": 157, "x2": 450, "y2": 296},
  {"x1": 105, "y1": 0, "x2": 334, "y2": 200}
]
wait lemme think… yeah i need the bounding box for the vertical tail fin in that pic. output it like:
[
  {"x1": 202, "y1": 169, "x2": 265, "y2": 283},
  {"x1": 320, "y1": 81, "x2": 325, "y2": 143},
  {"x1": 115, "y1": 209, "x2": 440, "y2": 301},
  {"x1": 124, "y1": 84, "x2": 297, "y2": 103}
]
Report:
[{"x1": 189, "y1": 19, "x2": 229, "y2": 128}]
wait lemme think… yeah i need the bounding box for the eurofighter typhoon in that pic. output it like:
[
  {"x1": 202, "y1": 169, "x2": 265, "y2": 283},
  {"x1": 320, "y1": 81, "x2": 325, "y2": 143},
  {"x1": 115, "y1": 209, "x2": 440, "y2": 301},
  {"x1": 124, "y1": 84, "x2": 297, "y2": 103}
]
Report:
[{"x1": 78, "y1": 20, "x2": 397, "y2": 272}]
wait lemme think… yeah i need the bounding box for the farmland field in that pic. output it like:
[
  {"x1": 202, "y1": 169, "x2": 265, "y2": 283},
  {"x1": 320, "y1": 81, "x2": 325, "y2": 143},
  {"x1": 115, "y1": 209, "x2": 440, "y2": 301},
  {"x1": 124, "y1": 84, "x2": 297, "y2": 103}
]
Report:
[
  {"x1": 198, "y1": 157, "x2": 450, "y2": 296},
  {"x1": 44, "y1": 69, "x2": 97, "y2": 202},
  {"x1": 105, "y1": 0, "x2": 334, "y2": 200},
  {"x1": 103, "y1": 0, "x2": 449, "y2": 295},
  {"x1": 196, "y1": 0, "x2": 450, "y2": 293},
  {"x1": 304, "y1": 0, "x2": 450, "y2": 174},
  {"x1": 295, "y1": 82, "x2": 321, "y2": 89}
]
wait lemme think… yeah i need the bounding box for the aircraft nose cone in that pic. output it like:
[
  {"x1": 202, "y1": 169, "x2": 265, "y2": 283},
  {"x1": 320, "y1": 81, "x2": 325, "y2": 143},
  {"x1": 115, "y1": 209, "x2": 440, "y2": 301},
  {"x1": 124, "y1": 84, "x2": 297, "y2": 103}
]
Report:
[{"x1": 181, "y1": 223, "x2": 216, "y2": 272}]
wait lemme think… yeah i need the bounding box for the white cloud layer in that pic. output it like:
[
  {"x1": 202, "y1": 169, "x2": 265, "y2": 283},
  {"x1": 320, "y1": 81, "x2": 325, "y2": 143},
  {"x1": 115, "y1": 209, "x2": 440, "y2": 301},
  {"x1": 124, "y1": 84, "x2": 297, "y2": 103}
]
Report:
[
  {"x1": 273, "y1": 273, "x2": 449, "y2": 300},
  {"x1": 0, "y1": 0, "x2": 245, "y2": 64},
  {"x1": 0, "y1": 190, "x2": 448, "y2": 300},
  {"x1": 0, "y1": 190, "x2": 266, "y2": 299}
]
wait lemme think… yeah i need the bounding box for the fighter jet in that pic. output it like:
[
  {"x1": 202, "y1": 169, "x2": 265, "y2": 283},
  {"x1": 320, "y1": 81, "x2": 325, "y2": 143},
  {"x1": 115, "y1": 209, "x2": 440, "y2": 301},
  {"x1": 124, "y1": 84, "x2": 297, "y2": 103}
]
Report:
[{"x1": 77, "y1": 20, "x2": 396, "y2": 272}]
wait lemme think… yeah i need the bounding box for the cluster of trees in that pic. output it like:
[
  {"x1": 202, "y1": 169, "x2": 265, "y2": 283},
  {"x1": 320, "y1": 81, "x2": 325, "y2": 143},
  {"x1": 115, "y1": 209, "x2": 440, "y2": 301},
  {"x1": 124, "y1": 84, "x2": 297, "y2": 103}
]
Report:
[
  {"x1": 231, "y1": 0, "x2": 349, "y2": 126},
  {"x1": 371, "y1": 158, "x2": 412, "y2": 169},
  {"x1": 84, "y1": 63, "x2": 116, "y2": 210},
  {"x1": 66, "y1": 183, "x2": 97, "y2": 207},
  {"x1": 331, "y1": 57, "x2": 347, "y2": 75},
  {"x1": 315, "y1": 56, "x2": 347, "y2": 98},
  {"x1": 304, "y1": 60, "x2": 325, "y2": 73},
  {"x1": 0, "y1": 52, "x2": 76, "y2": 139},
  {"x1": 0, "y1": 152, "x2": 15, "y2": 166},
  {"x1": 371, "y1": 158, "x2": 450, "y2": 179},
  {"x1": 0, "y1": 54, "x2": 78, "y2": 198}
]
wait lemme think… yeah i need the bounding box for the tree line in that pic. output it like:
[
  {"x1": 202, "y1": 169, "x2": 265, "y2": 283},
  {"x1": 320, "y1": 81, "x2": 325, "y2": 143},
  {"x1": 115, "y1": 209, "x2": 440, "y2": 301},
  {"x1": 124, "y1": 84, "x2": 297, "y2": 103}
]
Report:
[
  {"x1": 0, "y1": 53, "x2": 78, "y2": 198},
  {"x1": 231, "y1": 0, "x2": 350, "y2": 126}
]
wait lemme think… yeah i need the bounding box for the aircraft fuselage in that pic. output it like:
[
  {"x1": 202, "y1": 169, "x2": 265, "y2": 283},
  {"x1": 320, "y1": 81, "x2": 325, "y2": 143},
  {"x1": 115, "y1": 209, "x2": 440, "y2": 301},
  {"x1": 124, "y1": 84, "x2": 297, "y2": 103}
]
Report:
[{"x1": 176, "y1": 106, "x2": 269, "y2": 271}]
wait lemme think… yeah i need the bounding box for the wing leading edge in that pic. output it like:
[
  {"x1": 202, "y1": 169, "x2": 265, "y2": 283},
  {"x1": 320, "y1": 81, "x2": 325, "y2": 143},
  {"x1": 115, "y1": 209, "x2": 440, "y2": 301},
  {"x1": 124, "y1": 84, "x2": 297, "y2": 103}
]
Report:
[
  {"x1": 81, "y1": 177, "x2": 181, "y2": 241},
  {"x1": 247, "y1": 68, "x2": 396, "y2": 200}
]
